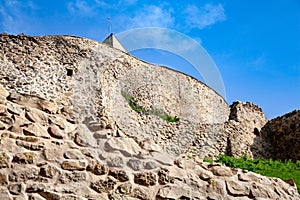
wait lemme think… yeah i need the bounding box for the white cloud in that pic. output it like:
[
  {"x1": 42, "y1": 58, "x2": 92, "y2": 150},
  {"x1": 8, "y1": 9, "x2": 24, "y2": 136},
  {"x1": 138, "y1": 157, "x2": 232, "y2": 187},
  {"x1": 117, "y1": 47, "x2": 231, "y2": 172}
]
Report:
[
  {"x1": 185, "y1": 4, "x2": 226, "y2": 29},
  {"x1": 128, "y1": 5, "x2": 174, "y2": 28},
  {"x1": 0, "y1": 8, "x2": 15, "y2": 33},
  {"x1": 67, "y1": 0, "x2": 138, "y2": 17},
  {"x1": 94, "y1": 0, "x2": 137, "y2": 10},
  {"x1": 250, "y1": 53, "x2": 267, "y2": 70},
  {"x1": 123, "y1": 0, "x2": 137, "y2": 5},
  {"x1": 0, "y1": 0, "x2": 36, "y2": 34},
  {"x1": 118, "y1": 28, "x2": 199, "y2": 56},
  {"x1": 67, "y1": 0, "x2": 96, "y2": 16}
]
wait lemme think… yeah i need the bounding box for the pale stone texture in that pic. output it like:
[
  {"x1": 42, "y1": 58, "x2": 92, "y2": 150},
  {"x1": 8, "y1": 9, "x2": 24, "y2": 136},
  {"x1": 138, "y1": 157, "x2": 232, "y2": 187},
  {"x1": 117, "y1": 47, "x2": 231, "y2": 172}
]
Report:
[
  {"x1": 0, "y1": 33, "x2": 230, "y2": 159},
  {"x1": 225, "y1": 101, "x2": 268, "y2": 158},
  {"x1": 0, "y1": 33, "x2": 298, "y2": 199},
  {"x1": 260, "y1": 110, "x2": 300, "y2": 161}
]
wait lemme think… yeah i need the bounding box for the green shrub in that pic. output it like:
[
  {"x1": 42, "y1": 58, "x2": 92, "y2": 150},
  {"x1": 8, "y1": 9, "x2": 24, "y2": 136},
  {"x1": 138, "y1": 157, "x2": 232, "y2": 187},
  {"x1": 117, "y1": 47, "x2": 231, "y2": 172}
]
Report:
[
  {"x1": 215, "y1": 155, "x2": 300, "y2": 193},
  {"x1": 203, "y1": 157, "x2": 214, "y2": 163},
  {"x1": 121, "y1": 91, "x2": 179, "y2": 123}
]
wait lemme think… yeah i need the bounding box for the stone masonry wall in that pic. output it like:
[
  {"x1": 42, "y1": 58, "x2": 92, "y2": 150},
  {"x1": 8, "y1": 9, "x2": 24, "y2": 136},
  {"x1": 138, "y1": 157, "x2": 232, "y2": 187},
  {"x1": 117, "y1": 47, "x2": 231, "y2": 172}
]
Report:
[
  {"x1": 0, "y1": 33, "x2": 299, "y2": 198},
  {"x1": 224, "y1": 100, "x2": 300, "y2": 161},
  {"x1": 0, "y1": 33, "x2": 229, "y2": 159},
  {"x1": 0, "y1": 84, "x2": 298, "y2": 199},
  {"x1": 225, "y1": 101, "x2": 268, "y2": 158}
]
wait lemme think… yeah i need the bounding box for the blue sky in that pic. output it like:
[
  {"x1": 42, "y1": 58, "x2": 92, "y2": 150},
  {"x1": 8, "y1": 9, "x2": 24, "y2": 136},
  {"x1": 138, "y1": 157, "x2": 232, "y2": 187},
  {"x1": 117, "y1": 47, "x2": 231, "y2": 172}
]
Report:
[{"x1": 0, "y1": 0, "x2": 299, "y2": 119}]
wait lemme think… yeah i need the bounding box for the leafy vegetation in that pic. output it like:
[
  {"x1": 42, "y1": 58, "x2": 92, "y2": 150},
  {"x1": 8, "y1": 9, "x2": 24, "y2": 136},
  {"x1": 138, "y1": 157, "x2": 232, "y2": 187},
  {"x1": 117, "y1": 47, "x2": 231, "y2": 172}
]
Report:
[
  {"x1": 121, "y1": 91, "x2": 179, "y2": 123},
  {"x1": 204, "y1": 155, "x2": 300, "y2": 193}
]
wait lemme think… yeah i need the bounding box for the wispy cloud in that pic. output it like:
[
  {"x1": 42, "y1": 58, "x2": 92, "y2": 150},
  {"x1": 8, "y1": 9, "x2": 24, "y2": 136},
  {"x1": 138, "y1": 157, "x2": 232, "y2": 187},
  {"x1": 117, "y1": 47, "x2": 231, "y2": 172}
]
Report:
[
  {"x1": 184, "y1": 4, "x2": 226, "y2": 29},
  {"x1": 127, "y1": 5, "x2": 174, "y2": 28},
  {"x1": 0, "y1": 0, "x2": 36, "y2": 34},
  {"x1": 0, "y1": 6, "x2": 13, "y2": 31},
  {"x1": 67, "y1": 0, "x2": 96, "y2": 16},
  {"x1": 251, "y1": 54, "x2": 267, "y2": 67}
]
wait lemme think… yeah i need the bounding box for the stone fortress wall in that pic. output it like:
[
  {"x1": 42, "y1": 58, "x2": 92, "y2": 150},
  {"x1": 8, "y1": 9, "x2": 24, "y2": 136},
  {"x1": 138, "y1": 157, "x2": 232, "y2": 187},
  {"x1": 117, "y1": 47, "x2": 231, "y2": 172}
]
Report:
[
  {"x1": 0, "y1": 33, "x2": 299, "y2": 199},
  {"x1": 260, "y1": 110, "x2": 300, "y2": 161},
  {"x1": 0, "y1": 33, "x2": 230, "y2": 159},
  {"x1": 225, "y1": 101, "x2": 268, "y2": 158},
  {"x1": 1, "y1": 33, "x2": 299, "y2": 161},
  {"x1": 0, "y1": 83, "x2": 298, "y2": 199}
]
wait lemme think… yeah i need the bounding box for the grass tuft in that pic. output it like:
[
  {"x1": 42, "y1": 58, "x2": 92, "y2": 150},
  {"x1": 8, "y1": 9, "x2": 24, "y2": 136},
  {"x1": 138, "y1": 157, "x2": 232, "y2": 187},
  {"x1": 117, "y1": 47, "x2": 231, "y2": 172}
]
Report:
[
  {"x1": 121, "y1": 91, "x2": 179, "y2": 123},
  {"x1": 208, "y1": 155, "x2": 300, "y2": 193}
]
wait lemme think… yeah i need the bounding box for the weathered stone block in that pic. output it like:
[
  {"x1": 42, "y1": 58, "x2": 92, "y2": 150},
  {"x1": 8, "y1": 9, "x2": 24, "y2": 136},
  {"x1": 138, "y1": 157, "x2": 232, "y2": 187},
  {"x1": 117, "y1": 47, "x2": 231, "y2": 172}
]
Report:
[
  {"x1": 134, "y1": 172, "x2": 157, "y2": 186},
  {"x1": 196, "y1": 167, "x2": 214, "y2": 181},
  {"x1": 74, "y1": 125, "x2": 97, "y2": 147},
  {"x1": 29, "y1": 193, "x2": 47, "y2": 200},
  {"x1": 117, "y1": 182, "x2": 132, "y2": 194},
  {"x1": 127, "y1": 159, "x2": 142, "y2": 171},
  {"x1": 92, "y1": 162, "x2": 108, "y2": 175},
  {"x1": 6, "y1": 102, "x2": 22, "y2": 115},
  {"x1": 108, "y1": 169, "x2": 129, "y2": 182},
  {"x1": 104, "y1": 137, "x2": 142, "y2": 157},
  {"x1": 0, "y1": 121, "x2": 7, "y2": 130},
  {"x1": 64, "y1": 149, "x2": 84, "y2": 160},
  {"x1": 226, "y1": 180, "x2": 250, "y2": 196},
  {"x1": 39, "y1": 101, "x2": 58, "y2": 114},
  {"x1": 67, "y1": 171, "x2": 87, "y2": 182},
  {"x1": 47, "y1": 125, "x2": 64, "y2": 139},
  {"x1": 157, "y1": 185, "x2": 190, "y2": 199},
  {"x1": 0, "y1": 190, "x2": 12, "y2": 200},
  {"x1": 43, "y1": 149, "x2": 63, "y2": 162},
  {"x1": 61, "y1": 160, "x2": 86, "y2": 171},
  {"x1": 8, "y1": 183, "x2": 25, "y2": 195},
  {"x1": 0, "y1": 172, "x2": 8, "y2": 185},
  {"x1": 143, "y1": 161, "x2": 157, "y2": 170},
  {"x1": 107, "y1": 156, "x2": 124, "y2": 168},
  {"x1": 0, "y1": 84, "x2": 9, "y2": 98},
  {"x1": 249, "y1": 182, "x2": 277, "y2": 199},
  {"x1": 210, "y1": 165, "x2": 232, "y2": 177},
  {"x1": 0, "y1": 105, "x2": 7, "y2": 115},
  {"x1": 0, "y1": 152, "x2": 11, "y2": 168},
  {"x1": 158, "y1": 169, "x2": 174, "y2": 185},
  {"x1": 25, "y1": 109, "x2": 48, "y2": 125},
  {"x1": 22, "y1": 123, "x2": 49, "y2": 138},
  {"x1": 131, "y1": 187, "x2": 150, "y2": 200},
  {"x1": 38, "y1": 191, "x2": 60, "y2": 200},
  {"x1": 12, "y1": 152, "x2": 37, "y2": 164},
  {"x1": 9, "y1": 166, "x2": 39, "y2": 182},
  {"x1": 90, "y1": 176, "x2": 117, "y2": 193},
  {"x1": 26, "y1": 183, "x2": 46, "y2": 193},
  {"x1": 39, "y1": 165, "x2": 59, "y2": 178},
  {"x1": 16, "y1": 140, "x2": 44, "y2": 151}
]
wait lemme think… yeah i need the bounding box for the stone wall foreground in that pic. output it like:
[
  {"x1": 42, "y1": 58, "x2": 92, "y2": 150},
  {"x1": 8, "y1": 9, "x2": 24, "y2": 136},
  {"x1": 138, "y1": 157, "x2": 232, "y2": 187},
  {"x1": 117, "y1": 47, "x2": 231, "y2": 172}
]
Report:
[
  {"x1": 0, "y1": 85, "x2": 298, "y2": 199},
  {"x1": 0, "y1": 33, "x2": 299, "y2": 199}
]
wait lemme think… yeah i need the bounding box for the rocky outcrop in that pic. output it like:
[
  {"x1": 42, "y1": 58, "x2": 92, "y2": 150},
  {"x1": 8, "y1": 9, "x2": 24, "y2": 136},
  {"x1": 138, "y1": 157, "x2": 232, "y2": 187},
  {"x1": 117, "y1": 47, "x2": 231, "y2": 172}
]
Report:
[{"x1": 259, "y1": 110, "x2": 300, "y2": 161}]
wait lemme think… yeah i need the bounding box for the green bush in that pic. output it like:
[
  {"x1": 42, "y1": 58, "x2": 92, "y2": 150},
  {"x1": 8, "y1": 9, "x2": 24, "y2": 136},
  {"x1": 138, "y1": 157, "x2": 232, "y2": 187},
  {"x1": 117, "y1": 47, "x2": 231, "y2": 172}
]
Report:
[
  {"x1": 121, "y1": 91, "x2": 179, "y2": 123},
  {"x1": 215, "y1": 155, "x2": 300, "y2": 193}
]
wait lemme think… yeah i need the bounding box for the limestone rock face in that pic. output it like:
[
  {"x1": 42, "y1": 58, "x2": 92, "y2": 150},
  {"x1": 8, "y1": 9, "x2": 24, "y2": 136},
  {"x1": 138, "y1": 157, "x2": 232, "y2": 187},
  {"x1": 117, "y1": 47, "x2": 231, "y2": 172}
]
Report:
[
  {"x1": 225, "y1": 101, "x2": 268, "y2": 158},
  {"x1": 225, "y1": 101, "x2": 300, "y2": 161},
  {"x1": 0, "y1": 33, "x2": 299, "y2": 199},
  {"x1": 260, "y1": 110, "x2": 300, "y2": 161}
]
